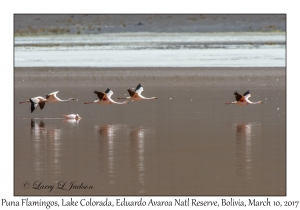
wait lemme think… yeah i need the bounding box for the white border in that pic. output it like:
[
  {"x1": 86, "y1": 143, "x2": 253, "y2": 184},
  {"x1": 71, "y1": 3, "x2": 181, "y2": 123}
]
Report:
[{"x1": 3, "y1": 1, "x2": 298, "y2": 209}]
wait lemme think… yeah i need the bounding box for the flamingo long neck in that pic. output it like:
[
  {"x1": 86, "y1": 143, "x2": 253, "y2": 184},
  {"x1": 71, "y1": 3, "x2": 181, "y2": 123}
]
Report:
[
  {"x1": 140, "y1": 96, "x2": 157, "y2": 100},
  {"x1": 19, "y1": 99, "x2": 31, "y2": 104},
  {"x1": 225, "y1": 101, "x2": 237, "y2": 105},
  {"x1": 59, "y1": 98, "x2": 73, "y2": 102},
  {"x1": 109, "y1": 98, "x2": 128, "y2": 104},
  {"x1": 118, "y1": 97, "x2": 130, "y2": 99},
  {"x1": 248, "y1": 101, "x2": 263, "y2": 104}
]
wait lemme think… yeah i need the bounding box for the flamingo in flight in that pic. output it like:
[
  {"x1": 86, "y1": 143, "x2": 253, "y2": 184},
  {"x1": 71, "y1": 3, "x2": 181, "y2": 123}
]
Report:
[
  {"x1": 84, "y1": 88, "x2": 129, "y2": 105},
  {"x1": 19, "y1": 96, "x2": 47, "y2": 113},
  {"x1": 118, "y1": 84, "x2": 157, "y2": 101},
  {"x1": 225, "y1": 90, "x2": 263, "y2": 105},
  {"x1": 45, "y1": 91, "x2": 75, "y2": 103},
  {"x1": 62, "y1": 114, "x2": 82, "y2": 120}
]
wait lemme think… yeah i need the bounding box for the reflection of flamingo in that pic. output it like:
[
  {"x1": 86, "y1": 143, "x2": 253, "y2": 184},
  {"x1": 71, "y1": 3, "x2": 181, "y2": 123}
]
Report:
[
  {"x1": 129, "y1": 126, "x2": 149, "y2": 194},
  {"x1": 225, "y1": 91, "x2": 263, "y2": 105},
  {"x1": 46, "y1": 91, "x2": 75, "y2": 103},
  {"x1": 19, "y1": 96, "x2": 47, "y2": 113},
  {"x1": 118, "y1": 84, "x2": 157, "y2": 101},
  {"x1": 30, "y1": 119, "x2": 63, "y2": 181},
  {"x1": 234, "y1": 122, "x2": 261, "y2": 179},
  {"x1": 31, "y1": 119, "x2": 45, "y2": 129},
  {"x1": 30, "y1": 119, "x2": 46, "y2": 179},
  {"x1": 95, "y1": 124, "x2": 120, "y2": 185},
  {"x1": 31, "y1": 119, "x2": 45, "y2": 138},
  {"x1": 84, "y1": 88, "x2": 129, "y2": 105},
  {"x1": 63, "y1": 118, "x2": 81, "y2": 128},
  {"x1": 96, "y1": 124, "x2": 121, "y2": 137},
  {"x1": 62, "y1": 114, "x2": 82, "y2": 120}
]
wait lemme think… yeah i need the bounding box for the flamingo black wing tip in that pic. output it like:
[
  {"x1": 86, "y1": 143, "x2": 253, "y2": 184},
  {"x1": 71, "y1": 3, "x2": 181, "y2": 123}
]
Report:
[
  {"x1": 30, "y1": 106, "x2": 35, "y2": 113},
  {"x1": 243, "y1": 90, "x2": 250, "y2": 96}
]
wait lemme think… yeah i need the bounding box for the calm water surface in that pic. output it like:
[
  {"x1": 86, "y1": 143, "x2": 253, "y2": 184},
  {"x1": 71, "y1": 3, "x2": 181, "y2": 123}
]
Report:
[
  {"x1": 14, "y1": 84, "x2": 285, "y2": 195},
  {"x1": 14, "y1": 32, "x2": 286, "y2": 195}
]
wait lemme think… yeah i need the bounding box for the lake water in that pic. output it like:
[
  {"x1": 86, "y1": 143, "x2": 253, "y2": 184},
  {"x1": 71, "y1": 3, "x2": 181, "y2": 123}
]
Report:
[
  {"x1": 14, "y1": 67, "x2": 286, "y2": 195},
  {"x1": 14, "y1": 32, "x2": 286, "y2": 195}
]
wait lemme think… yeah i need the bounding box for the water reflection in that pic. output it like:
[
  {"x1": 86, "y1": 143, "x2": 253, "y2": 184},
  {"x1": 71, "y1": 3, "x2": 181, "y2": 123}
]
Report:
[
  {"x1": 30, "y1": 119, "x2": 46, "y2": 180},
  {"x1": 63, "y1": 118, "x2": 81, "y2": 129},
  {"x1": 95, "y1": 124, "x2": 154, "y2": 194},
  {"x1": 95, "y1": 124, "x2": 122, "y2": 185},
  {"x1": 31, "y1": 119, "x2": 46, "y2": 139},
  {"x1": 30, "y1": 119, "x2": 62, "y2": 181},
  {"x1": 234, "y1": 122, "x2": 261, "y2": 179},
  {"x1": 129, "y1": 126, "x2": 147, "y2": 194}
]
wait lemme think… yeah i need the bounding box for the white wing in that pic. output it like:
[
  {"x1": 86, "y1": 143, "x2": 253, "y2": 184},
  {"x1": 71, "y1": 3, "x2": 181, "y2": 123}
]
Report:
[
  {"x1": 135, "y1": 84, "x2": 144, "y2": 94},
  {"x1": 30, "y1": 97, "x2": 43, "y2": 104},
  {"x1": 105, "y1": 89, "x2": 114, "y2": 98},
  {"x1": 243, "y1": 90, "x2": 251, "y2": 100},
  {"x1": 48, "y1": 91, "x2": 59, "y2": 96},
  {"x1": 46, "y1": 91, "x2": 59, "y2": 100}
]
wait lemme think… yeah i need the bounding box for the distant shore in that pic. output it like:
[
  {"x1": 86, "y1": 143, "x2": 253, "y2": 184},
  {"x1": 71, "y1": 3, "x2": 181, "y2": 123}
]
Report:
[
  {"x1": 14, "y1": 67, "x2": 285, "y2": 89},
  {"x1": 14, "y1": 14, "x2": 286, "y2": 36}
]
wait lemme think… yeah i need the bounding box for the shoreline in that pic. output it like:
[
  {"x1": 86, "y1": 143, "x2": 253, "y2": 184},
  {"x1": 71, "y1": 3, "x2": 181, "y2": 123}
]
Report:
[
  {"x1": 14, "y1": 67, "x2": 286, "y2": 88},
  {"x1": 14, "y1": 14, "x2": 286, "y2": 36}
]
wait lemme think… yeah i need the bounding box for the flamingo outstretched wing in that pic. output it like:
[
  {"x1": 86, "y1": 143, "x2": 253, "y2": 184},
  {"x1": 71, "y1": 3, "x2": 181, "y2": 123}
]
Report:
[
  {"x1": 46, "y1": 91, "x2": 59, "y2": 99},
  {"x1": 105, "y1": 88, "x2": 113, "y2": 98},
  {"x1": 234, "y1": 91, "x2": 243, "y2": 101},
  {"x1": 39, "y1": 102, "x2": 45, "y2": 110},
  {"x1": 127, "y1": 89, "x2": 136, "y2": 97},
  {"x1": 243, "y1": 90, "x2": 251, "y2": 99},
  {"x1": 30, "y1": 103, "x2": 38, "y2": 113},
  {"x1": 135, "y1": 84, "x2": 144, "y2": 94},
  {"x1": 94, "y1": 90, "x2": 105, "y2": 100}
]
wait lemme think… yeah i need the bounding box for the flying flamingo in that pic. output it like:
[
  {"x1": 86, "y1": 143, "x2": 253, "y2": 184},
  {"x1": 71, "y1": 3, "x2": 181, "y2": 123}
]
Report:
[
  {"x1": 45, "y1": 91, "x2": 75, "y2": 103},
  {"x1": 225, "y1": 90, "x2": 263, "y2": 105},
  {"x1": 19, "y1": 96, "x2": 47, "y2": 113},
  {"x1": 62, "y1": 114, "x2": 82, "y2": 120},
  {"x1": 118, "y1": 84, "x2": 157, "y2": 101},
  {"x1": 84, "y1": 88, "x2": 129, "y2": 105}
]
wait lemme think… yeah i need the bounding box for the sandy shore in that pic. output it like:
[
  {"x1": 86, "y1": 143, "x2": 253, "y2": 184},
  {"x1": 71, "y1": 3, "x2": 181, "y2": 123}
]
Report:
[
  {"x1": 14, "y1": 14, "x2": 286, "y2": 35},
  {"x1": 14, "y1": 67, "x2": 285, "y2": 89}
]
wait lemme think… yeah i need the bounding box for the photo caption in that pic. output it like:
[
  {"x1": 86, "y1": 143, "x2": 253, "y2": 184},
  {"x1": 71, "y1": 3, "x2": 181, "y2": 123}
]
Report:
[{"x1": 1, "y1": 198, "x2": 299, "y2": 208}]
